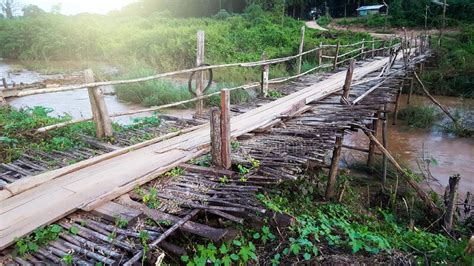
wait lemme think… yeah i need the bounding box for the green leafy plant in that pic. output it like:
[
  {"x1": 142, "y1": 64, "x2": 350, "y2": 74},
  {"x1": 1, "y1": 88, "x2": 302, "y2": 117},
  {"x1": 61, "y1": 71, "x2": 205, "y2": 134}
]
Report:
[
  {"x1": 14, "y1": 224, "x2": 63, "y2": 256},
  {"x1": 142, "y1": 188, "x2": 161, "y2": 209}
]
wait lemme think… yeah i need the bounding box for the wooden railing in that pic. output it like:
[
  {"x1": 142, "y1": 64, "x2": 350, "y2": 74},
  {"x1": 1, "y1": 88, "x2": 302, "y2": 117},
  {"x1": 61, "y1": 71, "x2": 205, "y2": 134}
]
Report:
[{"x1": 0, "y1": 27, "x2": 429, "y2": 137}]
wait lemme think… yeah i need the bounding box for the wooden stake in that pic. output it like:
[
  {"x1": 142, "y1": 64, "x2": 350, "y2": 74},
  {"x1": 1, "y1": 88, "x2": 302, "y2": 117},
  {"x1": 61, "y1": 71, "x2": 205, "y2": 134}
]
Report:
[
  {"x1": 85, "y1": 69, "x2": 113, "y2": 138},
  {"x1": 372, "y1": 41, "x2": 375, "y2": 58},
  {"x1": 318, "y1": 42, "x2": 323, "y2": 65},
  {"x1": 297, "y1": 26, "x2": 305, "y2": 75},
  {"x1": 407, "y1": 76, "x2": 414, "y2": 105},
  {"x1": 341, "y1": 59, "x2": 355, "y2": 104},
  {"x1": 260, "y1": 52, "x2": 269, "y2": 98},
  {"x1": 362, "y1": 129, "x2": 441, "y2": 216},
  {"x1": 220, "y1": 89, "x2": 231, "y2": 169},
  {"x1": 333, "y1": 42, "x2": 340, "y2": 71},
  {"x1": 367, "y1": 110, "x2": 380, "y2": 168},
  {"x1": 210, "y1": 107, "x2": 222, "y2": 167},
  {"x1": 2, "y1": 78, "x2": 8, "y2": 89},
  {"x1": 360, "y1": 39, "x2": 365, "y2": 59},
  {"x1": 382, "y1": 104, "x2": 388, "y2": 185},
  {"x1": 196, "y1": 30, "x2": 205, "y2": 116},
  {"x1": 444, "y1": 174, "x2": 460, "y2": 233},
  {"x1": 325, "y1": 133, "x2": 343, "y2": 200},
  {"x1": 392, "y1": 81, "x2": 404, "y2": 125}
]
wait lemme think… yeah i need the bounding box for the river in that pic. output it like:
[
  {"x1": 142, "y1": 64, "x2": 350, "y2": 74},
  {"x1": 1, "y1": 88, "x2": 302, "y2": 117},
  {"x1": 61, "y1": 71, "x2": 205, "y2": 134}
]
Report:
[{"x1": 2, "y1": 59, "x2": 473, "y2": 195}]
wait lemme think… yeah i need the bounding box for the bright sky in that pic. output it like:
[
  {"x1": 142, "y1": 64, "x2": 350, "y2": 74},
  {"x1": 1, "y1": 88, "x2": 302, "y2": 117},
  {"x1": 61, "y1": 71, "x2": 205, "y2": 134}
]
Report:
[{"x1": 22, "y1": 0, "x2": 137, "y2": 15}]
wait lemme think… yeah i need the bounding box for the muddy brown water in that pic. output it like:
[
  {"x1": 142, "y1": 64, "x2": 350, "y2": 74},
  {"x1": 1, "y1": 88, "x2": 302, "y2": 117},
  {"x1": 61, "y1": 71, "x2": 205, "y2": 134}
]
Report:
[
  {"x1": 344, "y1": 94, "x2": 474, "y2": 196},
  {"x1": 2, "y1": 60, "x2": 473, "y2": 195}
]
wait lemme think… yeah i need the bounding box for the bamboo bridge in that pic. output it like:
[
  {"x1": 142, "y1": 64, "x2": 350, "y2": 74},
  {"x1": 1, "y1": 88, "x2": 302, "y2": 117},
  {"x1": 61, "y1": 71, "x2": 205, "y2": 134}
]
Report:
[{"x1": 0, "y1": 29, "x2": 435, "y2": 264}]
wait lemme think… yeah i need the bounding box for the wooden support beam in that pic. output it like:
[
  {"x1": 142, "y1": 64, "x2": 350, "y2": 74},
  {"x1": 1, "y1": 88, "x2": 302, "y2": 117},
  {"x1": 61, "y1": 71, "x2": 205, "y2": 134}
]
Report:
[
  {"x1": 341, "y1": 59, "x2": 355, "y2": 104},
  {"x1": 85, "y1": 69, "x2": 113, "y2": 138},
  {"x1": 371, "y1": 41, "x2": 375, "y2": 58},
  {"x1": 407, "y1": 76, "x2": 414, "y2": 105},
  {"x1": 333, "y1": 42, "x2": 340, "y2": 71},
  {"x1": 444, "y1": 174, "x2": 460, "y2": 233},
  {"x1": 361, "y1": 129, "x2": 441, "y2": 216},
  {"x1": 392, "y1": 81, "x2": 404, "y2": 125},
  {"x1": 2, "y1": 78, "x2": 8, "y2": 89},
  {"x1": 220, "y1": 89, "x2": 231, "y2": 169},
  {"x1": 210, "y1": 107, "x2": 222, "y2": 167},
  {"x1": 367, "y1": 111, "x2": 380, "y2": 168},
  {"x1": 196, "y1": 30, "x2": 205, "y2": 116},
  {"x1": 325, "y1": 133, "x2": 343, "y2": 200},
  {"x1": 260, "y1": 52, "x2": 269, "y2": 98},
  {"x1": 297, "y1": 26, "x2": 305, "y2": 75},
  {"x1": 381, "y1": 104, "x2": 388, "y2": 185}
]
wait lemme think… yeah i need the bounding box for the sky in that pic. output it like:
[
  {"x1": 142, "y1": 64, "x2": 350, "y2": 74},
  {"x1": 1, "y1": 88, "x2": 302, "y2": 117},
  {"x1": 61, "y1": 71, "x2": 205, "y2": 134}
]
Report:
[{"x1": 21, "y1": 0, "x2": 137, "y2": 15}]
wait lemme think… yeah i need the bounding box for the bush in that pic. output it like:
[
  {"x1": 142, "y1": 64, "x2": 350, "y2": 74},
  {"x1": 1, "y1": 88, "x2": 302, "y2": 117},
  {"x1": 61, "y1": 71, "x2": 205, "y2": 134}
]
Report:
[{"x1": 398, "y1": 104, "x2": 442, "y2": 128}]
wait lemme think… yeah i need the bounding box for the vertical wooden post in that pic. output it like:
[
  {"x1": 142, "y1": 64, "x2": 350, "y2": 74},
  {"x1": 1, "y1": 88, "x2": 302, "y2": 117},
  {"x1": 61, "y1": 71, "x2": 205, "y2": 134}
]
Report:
[
  {"x1": 2, "y1": 78, "x2": 8, "y2": 89},
  {"x1": 407, "y1": 75, "x2": 414, "y2": 105},
  {"x1": 341, "y1": 59, "x2": 355, "y2": 104},
  {"x1": 210, "y1": 107, "x2": 222, "y2": 167},
  {"x1": 220, "y1": 89, "x2": 231, "y2": 169},
  {"x1": 260, "y1": 52, "x2": 269, "y2": 98},
  {"x1": 333, "y1": 42, "x2": 340, "y2": 71},
  {"x1": 381, "y1": 104, "x2": 388, "y2": 185},
  {"x1": 196, "y1": 30, "x2": 205, "y2": 116},
  {"x1": 85, "y1": 69, "x2": 113, "y2": 138},
  {"x1": 360, "y1": 39, "x2": 365, "y2": 59},
  {"x1": 371, "y1": 41, "x2": 375, "y2": 58},
  {"x1": 297, "y1": 26, "x2": 305, "y2": 75},
  {"x1": 318, "y1": 42, "x2": 323, "y2": 66},
  {"x1": 367, "y1": 110, "x2": 380, "y2": 168},
  {"x1": 444, "y1": 174, "x2": 461, "y2": 233},
  {"x1": 325, "y1": 132, "x2": 344, "y2": 200},
  {"x1": 392, "y1": 81, "x2": 404, "y2": 125}
]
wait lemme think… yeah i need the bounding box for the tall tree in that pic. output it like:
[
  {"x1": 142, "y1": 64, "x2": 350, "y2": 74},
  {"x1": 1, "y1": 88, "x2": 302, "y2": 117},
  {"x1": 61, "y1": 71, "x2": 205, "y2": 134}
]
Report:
[{"x1": 1, "y1": 0, "x2": 18, "y2": 18}]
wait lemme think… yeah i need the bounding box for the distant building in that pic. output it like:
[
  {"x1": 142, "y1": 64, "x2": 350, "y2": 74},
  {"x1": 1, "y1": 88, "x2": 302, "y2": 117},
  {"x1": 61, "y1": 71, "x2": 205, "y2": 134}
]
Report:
[{"x1": 356, "y1": 5, "x2": 385, "y2": 16}]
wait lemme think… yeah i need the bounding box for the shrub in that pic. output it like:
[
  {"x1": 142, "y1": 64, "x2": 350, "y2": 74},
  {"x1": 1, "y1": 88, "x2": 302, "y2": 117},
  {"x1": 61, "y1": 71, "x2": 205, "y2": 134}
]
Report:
[{"x1": 398, "y1": 104, "x2": 442, "y2": 128}]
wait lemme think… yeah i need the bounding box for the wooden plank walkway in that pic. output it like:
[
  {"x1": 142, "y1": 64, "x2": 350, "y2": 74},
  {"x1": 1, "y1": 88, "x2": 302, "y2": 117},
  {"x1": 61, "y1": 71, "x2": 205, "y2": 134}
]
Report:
[{"x1": 0, "y1": 56, "x2": 392, "y2": 249}]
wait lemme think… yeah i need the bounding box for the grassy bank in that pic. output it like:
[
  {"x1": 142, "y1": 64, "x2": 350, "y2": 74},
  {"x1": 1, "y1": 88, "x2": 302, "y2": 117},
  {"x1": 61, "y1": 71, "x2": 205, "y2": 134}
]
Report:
[{"x1": 181, "y1": 168, "x2": 472, "y2": 265}]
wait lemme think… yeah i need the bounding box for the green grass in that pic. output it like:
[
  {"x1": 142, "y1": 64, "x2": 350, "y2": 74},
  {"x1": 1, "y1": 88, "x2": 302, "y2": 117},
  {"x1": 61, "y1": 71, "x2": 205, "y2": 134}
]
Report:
[{"x1": 398, "y1": 104, "x2": 442, "y2": 128}]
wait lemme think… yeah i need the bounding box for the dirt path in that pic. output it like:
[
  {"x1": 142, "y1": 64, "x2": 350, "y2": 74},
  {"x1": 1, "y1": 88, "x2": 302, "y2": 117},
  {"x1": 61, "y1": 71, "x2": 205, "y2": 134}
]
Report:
[{"x1": 305, "y1": 20, "x2": 328, "y2": 31}]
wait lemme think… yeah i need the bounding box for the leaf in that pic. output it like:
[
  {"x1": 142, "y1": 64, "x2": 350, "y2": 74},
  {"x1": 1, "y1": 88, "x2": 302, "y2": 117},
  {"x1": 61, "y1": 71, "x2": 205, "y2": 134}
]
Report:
[
  {"x1": 282, "y1": 247, "x2": 289, "y2": 255},
  {"x1": 180, "y1": 255, "x2": 189, "y2": 262},
  {"x1": 50, "y1": 224, "x2": 62, "y2": 233},
  {"x1": 303, "y1": 252, "x2": 311, "y2": 260},
  {"x1": 69, "y1": 226, "x2": 79, "y2": 235},
  {"x1": 220, "y1": 243, "x2": 228, "y2": 254},
  {"x1": 253, "y1": 232, "x2": 261, "y2": 239},
  {"x1": 232, "y1": 239, "x2": 242, "y2": 246},
  {"x1": 290, "y1": 243, "x2": 301, "y2": 255},
  {"x1": 230, "y1": 253, "x2": 239, "y2": 261},
  {"x1": 27, "y1": 242, "x2": 39, "y2": 252}
]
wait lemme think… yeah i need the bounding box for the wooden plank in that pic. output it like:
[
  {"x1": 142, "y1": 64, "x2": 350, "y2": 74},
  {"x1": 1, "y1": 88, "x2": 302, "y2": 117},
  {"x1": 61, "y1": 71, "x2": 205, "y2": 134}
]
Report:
[
  {"x1": 91, "y1": 201, "x2": 142, "y2": 223},
  {"x1": 0, "y1": 55, "x2": 398, "y2": 249}
]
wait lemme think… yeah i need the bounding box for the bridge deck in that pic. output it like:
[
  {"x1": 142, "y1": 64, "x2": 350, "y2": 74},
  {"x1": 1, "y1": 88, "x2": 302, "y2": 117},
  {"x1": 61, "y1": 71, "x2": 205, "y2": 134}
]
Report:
[{"x1": 0, "y1": 56, "x2": 395, "y2": 249}]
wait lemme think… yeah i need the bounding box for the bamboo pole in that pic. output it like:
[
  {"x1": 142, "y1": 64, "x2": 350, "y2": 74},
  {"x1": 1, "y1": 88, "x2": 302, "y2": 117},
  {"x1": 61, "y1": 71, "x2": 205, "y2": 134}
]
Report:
[
  {"x1": 381, "y1": 104, "x2": 388, "y2": 185},
  {"x1": 413, "y1": 71, "x2": 457, "y2": 123},
  {"x1": 407, "y1": 75, "x2": 414, "y2": 105},
  {"x1": 372, "y1": 41, "x2": 375, "y2": 58},
  {"x1": 196, "y1": 30, "x2": 205, "y2": 116},
  {"x1": 333, "y1": 42, "x2": 340, "y2": 71},
  {"x1": 260, "y1": 52, "x2": 269, "y2": 98},
  {"x1": 210, "y1": 107, "x2": 222, "y2": 167},
  {"x1": 362, "y1": 129, "x2": 441, "y2": 216},
  {"x1": 325, "y1": 133, "x2": 343, "y2": 200},
  {"x1": 297, "y1": 26, "x2": 305, "y2": 75},
  {"x1": 360, "y1": 39, "x2": 365, "y2": 59},
  {"x1": 367, "y1": 111, "x2": 380, "y2": 168},
  {"x1": 220, "y1": 89, "x2": 231, "y2": 169}
]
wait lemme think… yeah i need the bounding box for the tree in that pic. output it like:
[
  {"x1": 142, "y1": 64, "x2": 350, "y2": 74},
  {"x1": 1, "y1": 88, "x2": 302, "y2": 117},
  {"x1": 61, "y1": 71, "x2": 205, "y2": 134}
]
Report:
[
  {"x1": 22, "y1": 4, "x2": 45, "y2": 17},
  {"x1": 1, "y1": 0, "x2": 19, "y2": 19},
  {"x1": 50, "y1": 3, "x2": 62, "y2": 14}
]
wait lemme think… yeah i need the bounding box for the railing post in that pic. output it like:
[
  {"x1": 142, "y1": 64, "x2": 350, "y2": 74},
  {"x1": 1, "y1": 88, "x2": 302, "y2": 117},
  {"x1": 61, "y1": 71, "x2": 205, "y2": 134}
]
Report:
[
  {"x1": 360, "y1": 39, "x2": 365, "y2": 59},
  {"x1": 318, "y1": 42, "x2": 323, "y2": 65},
  {"x1": 0, "y1": 88, "x2": 6, "y2": 107},
  {"x1": 367, "y1": 110, "x2": 381, "y2": 168},
  {"x1": 392, "y1": 81, "x2": 404, "y2": 125},
  {"x1": 325, "y1": 131, "x2": 344, "y2": 200},
  {"x1": 407, "y1": 74, "x2": 414, "y2": 105},
  {"x1": 381, "y1": 104, "x2": 388, "y2": 186},
  {"x1": 297, "y1": 26, "x2": 305, "y2": 75},
  {"x1": 210, "y1": 107, "x2": 222, "y2": 167},
  {"x1": 195, "y1": 30, "x2": 205, "y2": 117},
  {"x1": 84, "y1": 69, "x2": 113, "y2": 138},
  {"x1": 2, "y1": 78, "x2": 8, "y2": 89},
  {"x1": 341, "y1": 59, "x2": 355, "y2": 104},
  {"x1": 220, "y1": 89, "x2": 231, "y2": 169},
  {"x1": 371, "y1": 41, "x2": 375, "y2": 58},
  {"x1": 260, "y1": 52, "x2": 269, "y2": 98},
  {"x1": 333, "y1": 42, "x2": 340, "y2": 71}
]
